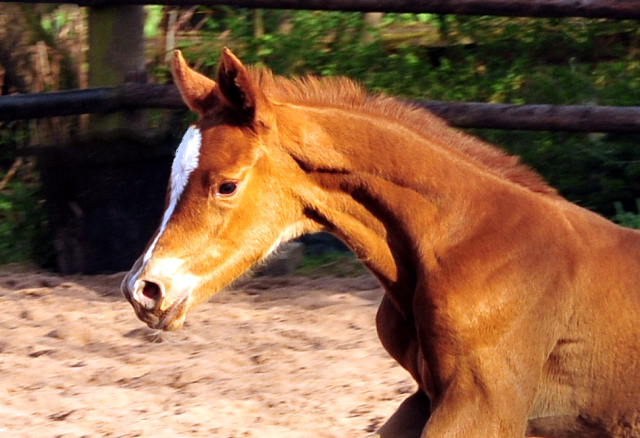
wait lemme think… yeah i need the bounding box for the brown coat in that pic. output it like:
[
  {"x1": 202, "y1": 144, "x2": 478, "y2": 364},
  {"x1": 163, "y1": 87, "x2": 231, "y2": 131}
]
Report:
[{"x1": 122, "y1": 49, "x2": 640, "y2": 438}]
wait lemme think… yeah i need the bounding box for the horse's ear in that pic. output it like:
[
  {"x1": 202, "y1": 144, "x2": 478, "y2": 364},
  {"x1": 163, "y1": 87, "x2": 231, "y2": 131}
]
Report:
[
  {"x1": 172, "y1": 50, "x2": 219, "y2": 117},
  {"x1": 217, "y1": 48, "x2": 262, "y2": 123}
]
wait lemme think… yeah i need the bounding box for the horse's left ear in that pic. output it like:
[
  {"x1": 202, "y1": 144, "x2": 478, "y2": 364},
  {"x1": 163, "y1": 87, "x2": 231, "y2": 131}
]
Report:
[{"x1": 217, "y1": 48, "x2": 269, "y2": 124}]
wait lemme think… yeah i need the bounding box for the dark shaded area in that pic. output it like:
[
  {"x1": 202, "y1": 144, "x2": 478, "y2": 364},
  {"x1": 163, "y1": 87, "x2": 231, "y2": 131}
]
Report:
[
  {"x1": 38, "y1": 131, "x2": 175, "y2": 274},
  {"x1": 297, "y1": 233, "x2": 350, "y2": 255},
  {"x1": 25, "y1": 0, "x2": 640, "y2": 20}
]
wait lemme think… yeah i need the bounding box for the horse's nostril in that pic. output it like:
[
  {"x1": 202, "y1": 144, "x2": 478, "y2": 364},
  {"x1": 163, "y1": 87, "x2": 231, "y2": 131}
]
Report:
[
  {"x1": 130, "y1": 278, "x2": 166, "y2": 312},
  {"x1": 141, "y1": 281, "x2": 162, "y2": 303}
]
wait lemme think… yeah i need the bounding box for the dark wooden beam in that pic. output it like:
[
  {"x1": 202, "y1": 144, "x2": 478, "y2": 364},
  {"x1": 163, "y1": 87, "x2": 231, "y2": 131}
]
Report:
[
  {"x1": 0, "y1": 84, "x2": 184, "y2": 121},
  {"x1": 2, "y1": 84, "x2": 640, "y2": 132},
  {"x1": 416, "y1": 101, "x2": 640, "y2": 133},
  {"x1": 18, "y1": 0, "x2": 640, "y2": 20}
]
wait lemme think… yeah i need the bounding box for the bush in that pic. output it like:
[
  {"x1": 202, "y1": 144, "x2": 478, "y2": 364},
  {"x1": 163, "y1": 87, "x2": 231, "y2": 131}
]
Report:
[
  {"x1": 0, "y1": 164, "x2": 54, "y2": 266},
  {"x1": 177, "y1": 12, "x2": 640, "y2": 216},
  {"x1": 613, "y1": 199, "x2": 640, "y2": 229}
]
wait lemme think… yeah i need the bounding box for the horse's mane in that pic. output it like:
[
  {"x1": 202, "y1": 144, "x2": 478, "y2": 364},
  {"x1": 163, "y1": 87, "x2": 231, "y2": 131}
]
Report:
[{"x1": 249, "y1": 67, "x2": 557, "y2": 197}]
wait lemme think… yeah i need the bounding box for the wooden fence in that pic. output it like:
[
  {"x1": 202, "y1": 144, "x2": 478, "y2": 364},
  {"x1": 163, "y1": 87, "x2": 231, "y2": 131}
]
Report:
[
  {"x1": 2, "y1": 84, "x2": 640, "y2": 133},
  {"x1": 1, "y1": 0, "x2": 639, "y2": 132},
  {"x1": 5, "y1": 0, "x2": 638, "y2": 273}
]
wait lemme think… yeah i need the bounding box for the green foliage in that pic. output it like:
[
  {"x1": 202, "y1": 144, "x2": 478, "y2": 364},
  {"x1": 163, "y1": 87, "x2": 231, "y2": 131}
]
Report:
[
  {"x1": 0, "y1": 168, "x2": 54, "y2": 266},
  {"x1": 144, "y1": 5, "x2": 164, "y2": 37},
  {"x1": 178, "y1": 11, "x2": 640, "y2": 217},
  {"x1": 177, "y1": 11, "x2": 640, "y2": 108},
  {"x1": 613, "y1": 199, "x2": 640, "y2": 229},
  {"x1": 0, "y1": 120, "x2": 54, "y2": 267},
  {"x1": 181, "y1": 9, "x2": 384, "y2": 79},
  {"x1": 296, "y1": 252, "x2": 366, "y2": 278}
]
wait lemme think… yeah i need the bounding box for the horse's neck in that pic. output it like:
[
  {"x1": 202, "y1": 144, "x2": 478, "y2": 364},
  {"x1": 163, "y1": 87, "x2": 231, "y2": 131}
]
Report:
[{"x1": 278, "y1": 103, "x2": 521, "y2": 314}]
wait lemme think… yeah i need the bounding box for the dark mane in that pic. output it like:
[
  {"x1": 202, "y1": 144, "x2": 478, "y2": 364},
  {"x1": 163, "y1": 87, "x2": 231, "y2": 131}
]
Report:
[{"x1": 249, "y1": 67, "x2": 557, "y2": 197}]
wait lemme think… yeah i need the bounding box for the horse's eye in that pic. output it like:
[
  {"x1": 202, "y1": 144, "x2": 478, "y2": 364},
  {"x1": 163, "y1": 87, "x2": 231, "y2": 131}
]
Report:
[{"x1": 218, "y1": 181, "x2": 238, "y2": 196}]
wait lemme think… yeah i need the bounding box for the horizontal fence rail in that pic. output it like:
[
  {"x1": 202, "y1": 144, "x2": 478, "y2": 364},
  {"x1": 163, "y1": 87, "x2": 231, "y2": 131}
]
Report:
[
  {"x1": 2, "y1": 84, "x2": 640, "y2": 133},
  {"x1": 414, "y1": 101, "x2": 640, "y2": 133},
  {"x1": 19, "y1": 0, "x2": 640, "y2": 20},
  {"x1": 0, "y1": 84, "x2": 185, "y2": 120}
]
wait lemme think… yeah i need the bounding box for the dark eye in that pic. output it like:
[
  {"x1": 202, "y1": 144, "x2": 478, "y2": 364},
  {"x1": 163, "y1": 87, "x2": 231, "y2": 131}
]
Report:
[{"x1": 218, "y1": 181, "x2": 238, "y2": 196}]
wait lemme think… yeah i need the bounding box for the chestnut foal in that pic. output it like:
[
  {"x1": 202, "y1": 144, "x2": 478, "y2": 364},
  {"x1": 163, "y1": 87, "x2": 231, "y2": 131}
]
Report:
[{"x1": 123, "y1": 49, "x2": 640, "y2": 438}]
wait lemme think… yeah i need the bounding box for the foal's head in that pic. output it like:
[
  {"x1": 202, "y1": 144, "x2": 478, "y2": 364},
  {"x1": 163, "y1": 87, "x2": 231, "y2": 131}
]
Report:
[{"x1": 121, "y1": 49, "x2": 313, "y2": 330}]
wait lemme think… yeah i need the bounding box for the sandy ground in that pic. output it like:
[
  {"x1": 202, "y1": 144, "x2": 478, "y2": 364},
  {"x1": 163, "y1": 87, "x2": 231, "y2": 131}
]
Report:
[{"x1": 0, "y1": 265, "x2": 416, "y2": 438}]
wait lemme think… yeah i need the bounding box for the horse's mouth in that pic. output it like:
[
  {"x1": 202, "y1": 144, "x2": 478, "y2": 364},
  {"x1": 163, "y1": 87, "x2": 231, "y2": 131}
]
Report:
[
  {"x1": 121, "y1": 273, "x2": 192, "y2": 331},
  {"x1": 135, "y1": 294, "x2": 190, "y2": 331}
]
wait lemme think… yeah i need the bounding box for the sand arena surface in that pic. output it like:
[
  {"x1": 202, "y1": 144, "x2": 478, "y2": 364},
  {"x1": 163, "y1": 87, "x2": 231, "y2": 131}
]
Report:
[{"x1": 0, "y1": 266, "x2": 415, "y2": 437}]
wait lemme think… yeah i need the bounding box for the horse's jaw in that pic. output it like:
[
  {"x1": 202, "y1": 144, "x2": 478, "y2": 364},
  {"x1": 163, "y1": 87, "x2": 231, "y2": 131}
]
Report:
[{"x1": 121, "y1": 237, "x2": 302, "y2": 331}]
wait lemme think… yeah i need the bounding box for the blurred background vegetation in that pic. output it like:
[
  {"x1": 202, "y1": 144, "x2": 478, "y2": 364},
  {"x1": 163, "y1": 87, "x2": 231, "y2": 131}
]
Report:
[{"x1": 1, "y1": 5, "x2": 640, "y2": 267}]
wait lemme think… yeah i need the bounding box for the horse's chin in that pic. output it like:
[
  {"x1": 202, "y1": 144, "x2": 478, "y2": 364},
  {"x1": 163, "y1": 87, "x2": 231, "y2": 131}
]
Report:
[
  {"x1": 140, "y1": 308, "x2": 187, "y2": 331},
  {"x1": 154, "y1": 312, "x2": 187, "y2": 331},
  {"x1": 131, "y1": 291, "x2": 192, "y2": 331},
  {"x1": 155, "y1": 293, "x2": 191, "y2": 331}
]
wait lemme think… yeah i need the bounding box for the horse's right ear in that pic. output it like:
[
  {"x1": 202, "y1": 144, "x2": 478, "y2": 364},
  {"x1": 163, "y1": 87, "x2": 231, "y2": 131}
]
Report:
[{"x1": 172, "y1": 50, "x2": 219, "y2": 117}]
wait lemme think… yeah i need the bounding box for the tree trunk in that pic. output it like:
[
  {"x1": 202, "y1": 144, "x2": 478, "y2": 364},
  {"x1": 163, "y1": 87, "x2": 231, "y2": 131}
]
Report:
[{"x1": 87, "y1": 5, "x2": 145, "y2": 131}]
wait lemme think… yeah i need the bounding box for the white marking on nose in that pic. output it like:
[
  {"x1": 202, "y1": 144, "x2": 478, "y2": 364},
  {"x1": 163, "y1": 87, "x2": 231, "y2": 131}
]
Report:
[
  {"x1": 143, "y1": 126, "x2": 202, "y2": 264},
  {"x1": 132, "y1": 258, "x2": 200, "y2": 311}
]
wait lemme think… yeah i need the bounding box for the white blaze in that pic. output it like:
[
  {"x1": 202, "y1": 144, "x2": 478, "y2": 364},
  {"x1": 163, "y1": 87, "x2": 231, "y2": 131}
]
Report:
[{"x1": 143, "y1": 125, "x2": 202, "y2": 264}]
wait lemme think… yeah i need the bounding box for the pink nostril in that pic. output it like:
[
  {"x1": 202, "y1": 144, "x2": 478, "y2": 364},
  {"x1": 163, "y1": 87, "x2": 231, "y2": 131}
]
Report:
[
  {"x1": 134, "y1": 280, "x2": 164, "y2": 310},
  {"x1": 142, "y1": 281, "x2": 162, "y2": 302}
]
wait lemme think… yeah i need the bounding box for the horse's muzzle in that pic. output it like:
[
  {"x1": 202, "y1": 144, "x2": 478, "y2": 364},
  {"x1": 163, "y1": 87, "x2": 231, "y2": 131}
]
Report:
[{"x1": 121, "y1": 269, "x2": 192, "y2": 331}]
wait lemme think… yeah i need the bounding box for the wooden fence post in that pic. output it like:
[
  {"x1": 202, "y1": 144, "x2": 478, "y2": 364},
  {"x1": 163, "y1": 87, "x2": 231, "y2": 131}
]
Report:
[{"x1": 87, "y1": 5, "x2": 145, "y2": 131}]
